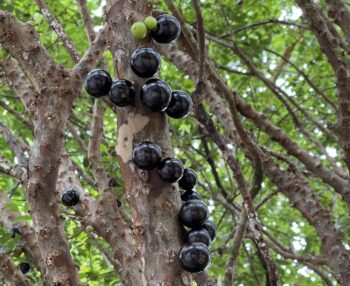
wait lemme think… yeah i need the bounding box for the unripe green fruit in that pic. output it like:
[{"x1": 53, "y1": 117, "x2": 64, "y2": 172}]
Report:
[
  {"x1": 0, "y1": 47, "x2": 9, "y2": 61},
  {"x1": 144, "y1": 16, "x2": 157, "y2": 31},
  {"x1": 131, "y1": 22, "x2": 147, "y2": 39}
]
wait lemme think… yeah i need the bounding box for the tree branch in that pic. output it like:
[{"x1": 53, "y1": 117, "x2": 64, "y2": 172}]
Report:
[
  {"x1": 0, "y1": 191, "x2": 44, "y2": 275},
  {"x1": 194, "y1": 103, "x2": 279, "y2": 285},
  {"x1": 0, "y1": 253, "x2": 34, "y2": 286},
  {"x1": 0, "y1": 57, "x2": 37, "y2": 117},
  {"x1": 325, "y1": 0, "x2": 350, "y2": 48},
  {"x1": 224, "y1": 18, "x2": 308, "y2": 36},
  {"x1": 0, "y1": 10, "x2": 57, "y2": 88},
  {"x1": 191, "y1": 0, "x2": 205, "y2": 85},
  {"x1": 296, "y1": 0, "x2": 350, "y2": 175},
  {"x1": 72, "y1": 24, "x2": 109, "y2": 80},
  {"x1": 0, "y1": 120, "x2": 28, "y2": 168},
  {"x1": 263, "y1": 153, "x2": 350, "y2": 283},
  {"x1": 76, "y1": 0, "x2": 96, "y2": 43},
  {"x1": 35, "y1": 0, "x2": 81, "y2": 63}
]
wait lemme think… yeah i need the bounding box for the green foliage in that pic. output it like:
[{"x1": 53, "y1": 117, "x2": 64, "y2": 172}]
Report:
[{"x1": 0, "y1": 0, "x2": 346, "y2": 285}]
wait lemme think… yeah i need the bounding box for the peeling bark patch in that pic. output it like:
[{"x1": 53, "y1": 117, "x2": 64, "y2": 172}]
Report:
[
  {"x1": 116, "y1": 113, "x2": 150, "y2": 163},
  {"x1": 166, "y1": 249, "x2": 177, "y2": 262},
  {"x1": 39, "y1": 227, "x2": 51, "y2": 238},
  {"x1": 162, "y1": 200, "x2": 173, "y2": 210},
  {"x1": 133, "y1": 224, "x2": 145, "y2": 236},
  {"x1": 181, "y1": 273, "x2": 192, "y2": 285}
]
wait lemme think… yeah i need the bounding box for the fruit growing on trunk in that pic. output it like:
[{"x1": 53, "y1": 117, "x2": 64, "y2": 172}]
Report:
[
  {"x1": 166, "y1": 90, "x2": 193, "y2": 119},
  {"x1": 84, "y1": 69, "x2": 112, "y2": 97},
  {"x1": 131, "y1": 22, "x2": 147, "y2": 39},
  {"x1": 158, "y1": 157, "x2": 184, "y2": 183},
  {"x1": 151, "y1": 15, "x2": 181, "y2": 44},
  {"x1": 144, "y1": 16, "x2": 157, "y2": 31},
  {"x1": 18, "y1": 262, "x2": 30, "y2": 274},
  {"x1": 179, "y1": 168, "x2": 198, "y2": 190},
  {"x1": 179, "y1": 199, "x2": 209, "y2": 228},
  {"x1": 132, "y1": 141, "x2": 162, "y2": 170},
  {"x1": 130, "y1": 48, "x2": 161, "y2": 78},
  {"x1": 181, "y1": 189, "x2": 201, "y2": 201},
  {"x1": 108, "y1": 178, "x2": 118, "y2": 187},
  {"x1": 203, "y1": 220, "x2": 217, "y2": 241},
  {"x1": 187, "y1": 228, "x2": 212, "y2": 246},
  {"x1": 109, "y1": 79, "x2": 135, "y2": 107},
  {"x1": 140, "y1": 79, "x2": 172, "y2": 112},
  {"x1": 61, "y1": 188, "x2": 80, "y2": 207},
  {"x1": 178, "y1": 242, "x2": 210, "y2": 273}
]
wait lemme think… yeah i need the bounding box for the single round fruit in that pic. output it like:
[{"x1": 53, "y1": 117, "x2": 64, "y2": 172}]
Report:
[
  {"x1": 166, "y1": 90, "x2": 193, "y2": 119},
  {"x1": 130, "y1": 48, "x2": 161, "y2": 78},
  {"x1": 140, "y1": 79, "x2": 172, "y2": 112},
  {"x1": 144, "y1": 16, "x2": 158, "y2": 30},
  {"x1": 11, "y1": 225, "x2": 21, "y2": 238},
  {"x1": 179, "y1": 199, "x2": 209, "y2": 228},
  {"x1": 0, "y1": 47, "x2": 9, "y2": 60},
  {"x1": 61, "y1": 188, "x2": 80, "y2": 207},
  {"x1": 181, "y1": 189, "x2": 201, "y2": 201},
  {"x1": 132, "y1": 141, "x2": 162, "y2": 170},
  {"x1": 158, "y1": 158, "x2": 184, "y2": 183},
  {"x1": 131, "y1": 22, "x2": 147, "y2": 39},
  {"x1": 203, "y1": 220, "x2": 217, "y2": 241},
  {"x1": 84, "y1": 69, "x2": 112, "y2": 97},
  {"x1": 108, "y1": 178, "x2": 118, "y2": 188},
  {"x1": 109, "y1": 79, "x2": 135, "y2": 107},
  {"x1": 151, "y1": 14, "x2": 181, "y2": 44},
  {"x1": 187, "y1": 228, "x2": 212, "y2": 246},
  {"x1": 179, "y1": 242, "x2": 210, "y2": 273},
  {"x1": 19, "y1": 262, "x2": 30, "y2": 274},
  {"x1": 179, "y1": 168, "x2": 198, "y2": 190}
]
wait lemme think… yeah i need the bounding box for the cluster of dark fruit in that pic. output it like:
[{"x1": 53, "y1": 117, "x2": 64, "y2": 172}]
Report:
[
  {"x1": 178, "y1": 170, "x2": 217, "y2": 273},
  {"x1": 83, "y1": 15, "x2": 193, "y2": 118},
  {"x1": 61, "y1": 14, "x2": 217, "y2": 274},
  {"x1": 132, "y1": 141, "x2": 217, "y2": 273}
]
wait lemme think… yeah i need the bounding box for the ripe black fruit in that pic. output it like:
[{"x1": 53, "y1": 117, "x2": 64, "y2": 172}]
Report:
[
  {"x1": 187, "y1": 228, "x2": 212, "y2": 247},
  {"x1": 158, "y1": 158, "x2": 184, "y2": 183},
  {"x1": 11, "y1": 225, "x2": 21, "y2": 238},
  {"x1": 179, "y1": 242, "x2": 210, "y2": 273},
  {"x1": 108, "y1": 178, "x2": 117, "y2": 188},
  {"x1": 61, "y1": 188, "x2": 80, "y2": 207},
  {"x1": 84, "y1": 69, "x2": 112, "y2": 97},
  {"x1": 181, "y1": 189, "x2": 201, "y2": 201},
  {"x1": 130, "y1": 48, "x2": 161, "y2": 78},
  {"x1": 132, "y1": 141, "x2": 162, "y2": 170},
  {"x1": 179, "y1": 199, "x2": 209, "y2": 228},
  {"x1": 141, "y1": 79, "x2": 172, "y2": 112},
  {"x1": 166, "y1": 90, "x2": 193, "y2": 119},
  {"x1": 203, "y1": 220, "x2": 217, "y2": 241},
  {"x1": 151, "y1": 15, "x2": 181, "y2": 44},
  {"x1": 179, "y1": 168, "x2": 198, "y2": 190},
  {"x1": 109, "y1": 79, "x2": 135, "y2": 107},
  {"x1": 19, "y1": 262, "x2": 30, "y2": 274}
]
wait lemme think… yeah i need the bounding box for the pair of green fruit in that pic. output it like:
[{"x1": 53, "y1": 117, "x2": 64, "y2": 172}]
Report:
[{"x1": 131, "y1": 16, "x2": 158, "y2": 40}]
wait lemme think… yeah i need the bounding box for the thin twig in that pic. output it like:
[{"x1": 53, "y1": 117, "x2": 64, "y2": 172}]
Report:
[
  {"x1": 192, "y1": 0, "x2": 205, "y2": 84},
  {"x1": 35, "y1": 0, "x2": 80, "y2": 62}
]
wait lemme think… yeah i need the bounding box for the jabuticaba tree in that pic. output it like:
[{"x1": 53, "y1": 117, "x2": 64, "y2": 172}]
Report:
[{"x1": 0, "y1": 0, "x2": 350, "y2": 285}]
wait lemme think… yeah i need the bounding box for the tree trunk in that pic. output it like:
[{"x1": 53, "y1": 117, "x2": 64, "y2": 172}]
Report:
[{"x1": 106, "y1": 0, "x2": 192, "y2": 284}]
